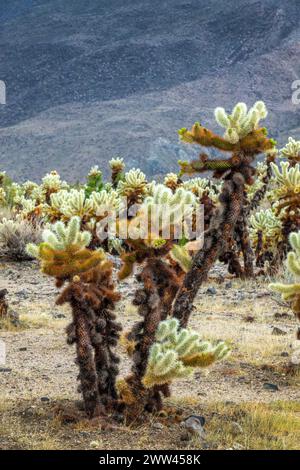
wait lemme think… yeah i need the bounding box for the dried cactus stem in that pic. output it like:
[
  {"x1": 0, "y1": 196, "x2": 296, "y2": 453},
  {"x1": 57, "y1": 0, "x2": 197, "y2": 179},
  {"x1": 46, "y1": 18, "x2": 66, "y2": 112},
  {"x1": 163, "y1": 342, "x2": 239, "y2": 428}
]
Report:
[
  {"x1": 123, "y1": 258, "x2": 179, "y2": 419},
  {"x1": 0, "y1": 289, "x2": 8, "y2": 318},
  {"x1": 172, "y1": 174, "x2": 245, "y2": 327},
  {"x1": 236, "y1": 211, "x2": 254, "y2": 278},
  {"x1": 93, "y1": 307, "x2": 121, "y2": 409},
  {"x1": 249, "y1": 155, "x2": 274, "y2": 211},
  {"x1": 71, "y1": 300, "x2": 104, "y2": 418}
]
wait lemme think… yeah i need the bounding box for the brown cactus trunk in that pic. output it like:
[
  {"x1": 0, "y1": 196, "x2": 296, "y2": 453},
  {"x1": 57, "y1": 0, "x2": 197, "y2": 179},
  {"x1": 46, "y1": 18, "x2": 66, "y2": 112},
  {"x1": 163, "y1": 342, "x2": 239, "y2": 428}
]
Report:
[
  {"x1": 123, "y1": 258, "x2": 180, "y2": 420},
  {"x1": 172, "y1": 175, "x2": 245, "y2": 327},
  {"x1": 72, "y1": 303, "x2": 104, "y2": 418},
  {"x1": 0, "y1": 289, "x2": 8, "y2": 318}
]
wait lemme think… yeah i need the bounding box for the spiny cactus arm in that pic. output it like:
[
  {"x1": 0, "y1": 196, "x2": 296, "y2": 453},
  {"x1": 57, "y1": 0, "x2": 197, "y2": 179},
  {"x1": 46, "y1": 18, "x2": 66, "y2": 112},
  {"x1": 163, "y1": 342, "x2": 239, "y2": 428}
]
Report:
[
  {"x1": 41, "y1": 251, "x2": 105, "y2": 278},
  {"x1": 109, "y1": 157, "x2": 125, "y2": 172},
  {"x1": 280, "y1": 137, "x2": 300, "y2": 164},
  {"x1": 178, "y1": 124, "x2": 236, "y2": 151},
  {"x1": 142, "y1": 344, "x2": 192, "y2": 388},
  {"x1": 287, "y1": 251, "x2": 300, "y2": 276},
  {"x1": 179, "y1": 123, "x2": 275, "y2": 155},
  {"x1": 269, "y1": 282, "x2": 300, "y2": 301},
  {"x1": 178, "y1": 155, "x2": 239, "y2": 176},
  {"x1": 155, "y1": 317, "x2": 179, "y2": 342},
  {"x1": 26, "y1": 217, "x2": 105, "y2": 279},
  {"x1": 269, "y1": 232, "x2": 300, "y2": 305},
  {"x1": 290, "y1": 232, "x2": 300, "y2": 255},
  {"x1": 181, "y1": 341, "x2": 230, "y2": 367},
  {"x1": 170, "y1": 245, "x2": 192, "y2": 273},
  {"x1": 118, "y1": 252, "x2": 138, "y2": 280}
]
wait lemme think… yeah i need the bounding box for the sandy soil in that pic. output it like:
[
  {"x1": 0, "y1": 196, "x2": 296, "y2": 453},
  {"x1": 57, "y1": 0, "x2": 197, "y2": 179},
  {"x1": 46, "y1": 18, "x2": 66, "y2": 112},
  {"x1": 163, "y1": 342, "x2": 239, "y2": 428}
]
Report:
[{"x1": 0, "y1": 260, "x2": 299, "y2": 450}]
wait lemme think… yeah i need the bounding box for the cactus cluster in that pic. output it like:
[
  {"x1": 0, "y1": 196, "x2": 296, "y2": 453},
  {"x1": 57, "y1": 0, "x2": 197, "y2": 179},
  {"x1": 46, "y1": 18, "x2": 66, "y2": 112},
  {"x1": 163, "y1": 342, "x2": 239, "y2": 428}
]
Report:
[
  {"x1": 269, "y1": 162, "x2": 300, "y2": 250},
  {"x1": 26, "y1": 217, "x2": 105, "y2": 279},
  {"x1": 270, "y1": 232, "x2": 300, "y2": 317},
  {"x1": 250, "y1": 209, "x2": 283, "y2": 268},
  {"x1": 1, "y1": 96, "x2": 299, "y2": 422},
  {"x1": 117, "y1": 168, "x2": 147, "y2": 206},
  {"x1": 214, "y1": 101, "x2": 268, "y2": 144},
  {"x1": 269, "y1": 231, "x2": 300, "y2": 365},
  {"x1": 143, "y1": 318, "x2": 230, "y2": 387},
  {"x1": 280, "y1": 137, "x2": 300, "y2": 166}
]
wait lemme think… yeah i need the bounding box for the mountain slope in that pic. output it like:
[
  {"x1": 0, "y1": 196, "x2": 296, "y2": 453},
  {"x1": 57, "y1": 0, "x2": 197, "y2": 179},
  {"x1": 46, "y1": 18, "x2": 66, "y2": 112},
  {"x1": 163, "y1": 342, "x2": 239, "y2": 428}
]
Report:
[{"x1": 0, "y1": 0, "x2": 299, "y2": 181}]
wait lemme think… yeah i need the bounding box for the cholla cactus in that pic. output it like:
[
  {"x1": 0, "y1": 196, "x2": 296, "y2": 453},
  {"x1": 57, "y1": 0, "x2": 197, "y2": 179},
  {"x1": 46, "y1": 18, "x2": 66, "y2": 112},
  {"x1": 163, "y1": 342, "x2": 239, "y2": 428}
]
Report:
[
  {"x1": 41, "y1": 170, "x2": 68, "y2": 202},
  {"x1": 118, "y1": 185, "x2": 197, "y2": 417},
  {"x1": 164, "y1": 173, "x2": 181, "y2": 192},
  {"x1": 174, "y1": 101, "x2": 276, "y2": 325},
  {"x1": 85, "y1": 166, "x2": 103, "y2": 197},
  {"x1": 178, "y1": 104, "x2": 274, "y2": 168},
  {"x1": 250, "y1": 209, "x2": 283, "y2": 250},
  {"x1": 108, "y1": 237, "x2": 125, "y2": 255},
  {"x1": 246, "y1": 160, "x2": 270, "y2": 204},
  {"x1": 109, "y1": 157, "x2": 125, "y2": 188},
  {"x1": 183, "y1": 177, "x2": 210, "y2": 197},
  {"x1": 0, "y1": 188, "x2": 6, "y2": 206},
  {"x1": 270, "y1": 162, "x2": 300, "y2": 239},
  {"x1": 90, "y1": 189, "x2": 121, "y2": 215},
  {"x1": 57, "y1": 189, "x2": 94, "y2": 221},
  {"x1": 270, "y1": 232, "x2": 300, "y2": 316},
  {"x1": 280, "y1": 137, "x2": 300, "y2": 166},
  {"x1": 214, "y1": 101, "x2": 268, "y2": 144},
  {"x1": 22, "y1": 180, "x2": 40, "y2": 199},
  {"x1": 169, "y1": 245, "x2": 192, "y2": 273},
  {"x1": 271, "y1": 162, "x2": 300, "y2": 196},
  {"x1": 117, "y1": 168, "x2": 147, "y2": 206},
  {"x1": 270, "y1": 231, "x2": 300, "y2": 365},
  {"x1": 26, "y1": 216, "x2": 105, "y2": 279},
  {"x1": 250, "y1": 209, "x2": 283, "y2": 269},
  {"x1": 27, "y1": 216, "x2": 121, "y2": 419},
  {"x1": 0, "y1": 171, "x2": 6, "y2": 185},
  {"x1": 118, "y1": 184, "x2": 196, "y2": 279},
  {"x1": 143, "y1": 318, "x2": 230, "y2": 387}
]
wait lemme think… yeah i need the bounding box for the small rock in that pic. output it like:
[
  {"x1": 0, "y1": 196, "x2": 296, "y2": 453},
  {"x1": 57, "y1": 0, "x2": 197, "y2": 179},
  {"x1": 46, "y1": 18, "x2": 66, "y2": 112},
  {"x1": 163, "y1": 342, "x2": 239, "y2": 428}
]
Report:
[
  {"x1": 263, "y1": 382, "x2": 279, "y2": 391},
  {"x1": 181, "y1": 415, "x2": 206, "y2": 439},
  {"x1": 16, "y1": 289, "x2": 29, "y2": 299},
  {"x1": 272, "y1": 327, "x2": 288, "y2": 336},
  {"x1": 244, "y1": 315, "x2": 255, "y2": 323},
  {"x1": 225, "y1": 281, "x2": 232, "y2": 289},
  {"x1": 206, "y1": 287, "x2": 216, "y2": 295},
  {"x1": 281, "y1": 351, "x2": 289, "y2": 357},
  {"x1": 152, "y1": 422, "x2": 164, "y2": 430},
  {"x1": 40, "y1": 396, "x2": 50, "y2": 402},
  {"x1": 19, "y1": 347, "x2": 27, "y2": 352}
]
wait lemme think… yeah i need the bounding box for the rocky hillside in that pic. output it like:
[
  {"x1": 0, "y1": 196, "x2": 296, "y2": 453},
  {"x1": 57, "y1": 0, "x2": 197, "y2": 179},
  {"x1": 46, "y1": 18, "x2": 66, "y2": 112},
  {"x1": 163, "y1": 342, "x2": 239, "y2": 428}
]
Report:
[{"x1": 0, "y1": 0, "x2": 299, "y2": 181}]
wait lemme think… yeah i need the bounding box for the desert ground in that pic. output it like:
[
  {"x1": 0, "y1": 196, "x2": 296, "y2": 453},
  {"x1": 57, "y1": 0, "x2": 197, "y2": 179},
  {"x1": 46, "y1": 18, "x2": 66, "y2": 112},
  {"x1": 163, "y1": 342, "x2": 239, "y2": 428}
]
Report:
[{"x1": 0, "y1": 259, "x2": 299, "y2": 450}]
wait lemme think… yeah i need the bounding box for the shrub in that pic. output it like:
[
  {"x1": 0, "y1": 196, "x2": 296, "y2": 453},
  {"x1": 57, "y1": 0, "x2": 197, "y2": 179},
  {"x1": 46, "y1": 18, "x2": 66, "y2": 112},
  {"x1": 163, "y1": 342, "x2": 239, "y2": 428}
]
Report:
[{"x1": 0, "y1": 217, "x2": 42, "y2": 261}]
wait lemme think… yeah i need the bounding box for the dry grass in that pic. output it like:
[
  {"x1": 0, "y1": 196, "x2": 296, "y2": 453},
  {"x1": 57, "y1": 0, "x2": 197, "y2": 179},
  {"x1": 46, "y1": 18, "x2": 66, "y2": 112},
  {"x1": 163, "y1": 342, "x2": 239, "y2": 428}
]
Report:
[
  {"x1": 0, "y1": 398, "x2": 299, "y2": 450},
  {"x1": 0, "y1": 262, "x2": 299, "y2": 450},
  {"x1": 204, "y1": 401, "x2": 300, "y2": 450}
]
